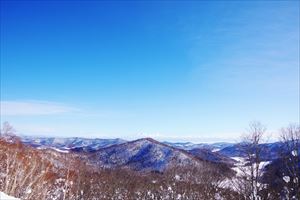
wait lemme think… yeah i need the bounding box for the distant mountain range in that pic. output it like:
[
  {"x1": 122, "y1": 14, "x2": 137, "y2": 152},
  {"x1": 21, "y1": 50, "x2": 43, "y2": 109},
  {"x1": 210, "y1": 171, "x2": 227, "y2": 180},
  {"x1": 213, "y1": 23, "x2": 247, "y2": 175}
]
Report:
[
  {"x1": 21, "y1": 136, "x2": 126, "y2": 150},
  {"x1": 162, "y1": 141, "x2": 235, "y2": 151},
  {"x1": 21, "y1": 136, "x2": 281, "y2": 160},
  {"x1": 15, "y1": 135, "x2": 291, "y2": 173},
  {"x1": 21, "y1": 136, "x2": 235, "y2": 152},
  {"x1": 20, "y1": 136, "x2": 237, "y2": 171}
]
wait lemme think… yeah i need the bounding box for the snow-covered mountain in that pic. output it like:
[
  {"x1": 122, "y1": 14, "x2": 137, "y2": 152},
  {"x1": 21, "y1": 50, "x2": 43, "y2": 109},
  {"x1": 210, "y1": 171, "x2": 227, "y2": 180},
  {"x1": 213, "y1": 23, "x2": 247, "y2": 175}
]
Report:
[{"x1": 77, "y1": 138, "x2": 208, "y2": 171}]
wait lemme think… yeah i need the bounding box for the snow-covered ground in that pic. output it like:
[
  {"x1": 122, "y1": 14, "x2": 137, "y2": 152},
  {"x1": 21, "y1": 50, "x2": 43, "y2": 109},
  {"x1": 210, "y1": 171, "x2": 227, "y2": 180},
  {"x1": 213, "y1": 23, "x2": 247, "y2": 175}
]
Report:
[
  {"x1": 0, "y1": 192, "x2": 20, "y2": 200},
  {"x1": 220, "y1": 157, "x2": 271, "y2": 190},
  {"x1": 230, "y1": 157, "x2": 270, "y2": 176}
]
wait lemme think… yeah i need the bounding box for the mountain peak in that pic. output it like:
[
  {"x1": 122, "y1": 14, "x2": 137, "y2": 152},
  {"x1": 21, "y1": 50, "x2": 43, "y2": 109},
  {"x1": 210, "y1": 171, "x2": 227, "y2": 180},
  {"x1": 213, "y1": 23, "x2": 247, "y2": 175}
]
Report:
[{"x1": 134, "y1": 137, "x2": 159, "y2": 143}]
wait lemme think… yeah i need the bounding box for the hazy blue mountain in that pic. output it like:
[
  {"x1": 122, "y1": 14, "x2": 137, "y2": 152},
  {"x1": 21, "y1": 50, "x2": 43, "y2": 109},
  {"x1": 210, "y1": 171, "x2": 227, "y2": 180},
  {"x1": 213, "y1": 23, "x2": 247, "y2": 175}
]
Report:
[
  {"x1": 163, "y1": 141, "x2": 234, "y2": 151},
  {"x1": 21, "y1": 136, "x2": 126, "y2": 151}
]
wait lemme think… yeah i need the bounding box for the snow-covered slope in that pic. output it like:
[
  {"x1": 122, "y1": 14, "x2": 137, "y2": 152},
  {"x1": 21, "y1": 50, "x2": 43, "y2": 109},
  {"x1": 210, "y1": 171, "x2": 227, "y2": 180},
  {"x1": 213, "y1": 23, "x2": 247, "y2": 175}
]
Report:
[
  {"x1": 189, "y1": 148, "x2": 236, "y2": 165},
  {"x1": 0, "y1": 192, "x2": 20, "y2": 200}
]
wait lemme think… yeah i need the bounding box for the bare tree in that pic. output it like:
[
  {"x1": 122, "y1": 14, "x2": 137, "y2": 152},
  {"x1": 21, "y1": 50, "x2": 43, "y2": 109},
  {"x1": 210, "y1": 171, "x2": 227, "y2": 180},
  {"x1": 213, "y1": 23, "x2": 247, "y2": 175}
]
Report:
[
  {"x1": 0, "y1": 122, "x2": 15, "y2": 137},
  {"x1": 280, "y1": 124, "x2": 300, "y2": 199},
  {"x1": 235, "y1": 121, "x2": 267, "y2": 200}
]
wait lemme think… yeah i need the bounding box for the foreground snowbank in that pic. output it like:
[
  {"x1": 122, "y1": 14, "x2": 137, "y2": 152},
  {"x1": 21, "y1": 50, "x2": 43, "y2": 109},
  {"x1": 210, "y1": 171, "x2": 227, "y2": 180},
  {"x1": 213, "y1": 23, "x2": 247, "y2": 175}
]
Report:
[{"x1": 0, "y1": 192, "x2": 20, "y2": 200}]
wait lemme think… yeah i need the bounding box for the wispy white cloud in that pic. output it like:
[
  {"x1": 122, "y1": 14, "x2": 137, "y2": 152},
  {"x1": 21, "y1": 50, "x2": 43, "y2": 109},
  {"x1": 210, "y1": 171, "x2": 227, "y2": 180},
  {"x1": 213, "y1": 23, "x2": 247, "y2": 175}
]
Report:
[{"x1": 0, "y1": 100, "x2": 78, "y2": 116}]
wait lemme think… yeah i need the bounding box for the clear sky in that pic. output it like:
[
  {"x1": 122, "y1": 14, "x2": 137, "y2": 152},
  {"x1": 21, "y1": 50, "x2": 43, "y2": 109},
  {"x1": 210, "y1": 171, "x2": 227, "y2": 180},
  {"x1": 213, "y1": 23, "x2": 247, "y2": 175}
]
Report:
[{"x1": 1, "y1": 1, "x2": 299, "y2": 142}]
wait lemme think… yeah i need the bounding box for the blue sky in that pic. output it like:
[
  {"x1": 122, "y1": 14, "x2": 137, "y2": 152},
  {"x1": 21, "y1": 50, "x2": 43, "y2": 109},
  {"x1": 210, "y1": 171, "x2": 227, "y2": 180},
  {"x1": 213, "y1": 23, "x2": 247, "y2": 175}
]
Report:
[{"x1": 0, "y1": 1, "x2": 299, "y2": 142}]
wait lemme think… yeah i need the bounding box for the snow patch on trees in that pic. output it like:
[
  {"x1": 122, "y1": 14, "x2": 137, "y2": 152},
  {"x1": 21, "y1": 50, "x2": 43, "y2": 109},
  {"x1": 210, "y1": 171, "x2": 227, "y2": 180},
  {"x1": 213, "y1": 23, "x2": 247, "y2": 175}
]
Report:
[
  {"x1": 291, "y1": 150, "x2": 297, "y2": 157},
  {"x1": 283, "y1": 176, "x2": 290, "y2": 183}
]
